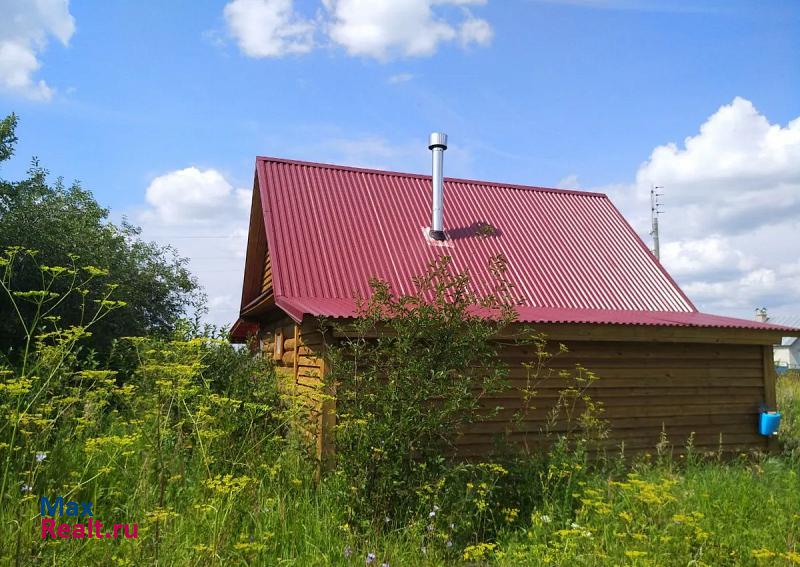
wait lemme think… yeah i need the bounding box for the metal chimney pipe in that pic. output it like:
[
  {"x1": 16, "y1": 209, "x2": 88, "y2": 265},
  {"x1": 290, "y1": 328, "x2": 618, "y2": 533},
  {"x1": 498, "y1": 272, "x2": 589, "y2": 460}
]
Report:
[{"x1": 428, "y1": 132, "x2": 448, "y2": 241}]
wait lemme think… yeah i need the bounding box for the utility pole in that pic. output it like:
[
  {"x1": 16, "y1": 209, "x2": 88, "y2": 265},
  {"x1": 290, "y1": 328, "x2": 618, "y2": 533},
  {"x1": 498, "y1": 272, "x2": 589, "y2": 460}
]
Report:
[{"x1": 650, "y1": 185, "x2": 663, "y2": 260}]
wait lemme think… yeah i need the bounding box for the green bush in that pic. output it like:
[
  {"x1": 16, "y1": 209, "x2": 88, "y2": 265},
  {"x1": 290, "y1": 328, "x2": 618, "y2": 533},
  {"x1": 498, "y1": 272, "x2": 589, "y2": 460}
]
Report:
[
  {"x1": 324, "y1": 255, "x2": 608, "y2": 558},
  {"x1": 326, "y1": 256, "x2": 515, "y2": 526}
]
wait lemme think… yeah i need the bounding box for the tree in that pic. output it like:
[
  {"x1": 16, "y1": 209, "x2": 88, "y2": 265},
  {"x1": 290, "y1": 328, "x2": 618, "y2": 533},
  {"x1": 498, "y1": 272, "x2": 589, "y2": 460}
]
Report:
[
  {"x1": 0, "y1": 113, "x2": 203, "y2": 359},
  {"x1": 0, "y1": 113, "x2": 18, "y2": 163}
]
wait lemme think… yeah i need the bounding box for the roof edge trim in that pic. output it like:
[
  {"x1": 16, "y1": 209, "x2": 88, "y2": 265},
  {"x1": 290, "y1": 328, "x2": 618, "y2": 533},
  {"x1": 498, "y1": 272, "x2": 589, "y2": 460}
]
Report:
[{"x1": 255, "y1": 156, "x2": 607, "y2": 198}]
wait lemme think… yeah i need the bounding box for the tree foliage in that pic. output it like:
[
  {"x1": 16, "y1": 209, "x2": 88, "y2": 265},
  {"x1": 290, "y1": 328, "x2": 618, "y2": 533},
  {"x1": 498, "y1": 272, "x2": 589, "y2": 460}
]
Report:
[
  {"x1": 326, "y1": 255, "x2": 518, "y2": 523},
  {"x1": 0, "y1": 113, "x2": 202, "y2": 359}
]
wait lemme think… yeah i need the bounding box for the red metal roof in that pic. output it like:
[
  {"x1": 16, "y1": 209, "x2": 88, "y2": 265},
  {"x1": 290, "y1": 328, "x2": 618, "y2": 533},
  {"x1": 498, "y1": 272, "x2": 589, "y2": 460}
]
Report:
[{"x1": 246, "y1": 156, "x2": 794, "y2": 333}]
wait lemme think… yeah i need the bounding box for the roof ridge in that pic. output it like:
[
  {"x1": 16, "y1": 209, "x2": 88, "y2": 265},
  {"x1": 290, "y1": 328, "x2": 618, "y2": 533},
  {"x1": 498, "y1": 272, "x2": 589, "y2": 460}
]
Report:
[{"x1": 256, "y1": 155, "x2": 608, "y2": 198}]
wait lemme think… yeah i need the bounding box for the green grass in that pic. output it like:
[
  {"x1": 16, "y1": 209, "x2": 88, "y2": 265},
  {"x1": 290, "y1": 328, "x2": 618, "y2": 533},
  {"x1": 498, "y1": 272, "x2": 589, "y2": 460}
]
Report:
[
  {"x1": 6, "y1": 444, "x2": 799, "y2": 565},
  {"x1": 3, "y1": 354, "x2": 800, "y2": 565},
  {"x1": 499, "y1": 458, "x2": 800, "y2": 566},
  {"x1": 779, "y1": 371, "x2": 800, "y2": 459}
]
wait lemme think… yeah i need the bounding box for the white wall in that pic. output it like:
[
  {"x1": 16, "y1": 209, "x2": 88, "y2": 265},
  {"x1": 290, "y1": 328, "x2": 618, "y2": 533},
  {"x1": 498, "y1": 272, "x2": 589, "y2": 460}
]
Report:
[{"x1": 775, "y1": 343, "x2": 800, "y2": 368}]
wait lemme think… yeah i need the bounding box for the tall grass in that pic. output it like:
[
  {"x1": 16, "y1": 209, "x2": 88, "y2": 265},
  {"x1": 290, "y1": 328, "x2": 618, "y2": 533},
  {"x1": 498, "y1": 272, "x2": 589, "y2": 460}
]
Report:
[
  {"x1": 2, "y1": 249, "x2": 800, "y2": 565},
  {"x1": 498, "y1": 456, "x2": 800, "y2": 566},
  {"x1": 778, "y1": 371, "x2": 800, "y2": 460}
]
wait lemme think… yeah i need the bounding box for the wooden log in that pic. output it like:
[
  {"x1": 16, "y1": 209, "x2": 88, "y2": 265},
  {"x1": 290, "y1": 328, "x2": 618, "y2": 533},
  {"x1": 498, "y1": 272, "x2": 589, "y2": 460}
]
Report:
[
  {"x1": 503, "y1": 367, "x2": 763, "y2": 379},
  {"x1": 498, "y1": 376, "x2": 765, "y2": 388},
  {"x1": 461, "y1": 413, "x2": 757, "y2": 434},
  {"x1": 497, "y1": 357, "x2": 764, "y2": 369},
  {"x1": 453, "y1": 430, "x2": 764, "y2": 448},
  {"x1": 497, "y1": 343, "x2": 762, "y2": 360},
  {"x1": 475, "y1": 386, "x2": 765, "y2": 399},
  {"x1": 476, "y1": 393, "x2": 763, "y2": 406},
  {"x1": 273, "y1": 328, "x2": 283, "y2": 362},
  {"x1": 476, "y1": 402, "x2": 759, "y2": 419},
  {"x1": 296, "y1": 355, "x2": 323, "y2": 367},
  {"x1": 297, "y1": 374, "x2": 324, "y2": 389},
  {"x1": 297, "y1": 366, "x2": 323, "y2": 379}
]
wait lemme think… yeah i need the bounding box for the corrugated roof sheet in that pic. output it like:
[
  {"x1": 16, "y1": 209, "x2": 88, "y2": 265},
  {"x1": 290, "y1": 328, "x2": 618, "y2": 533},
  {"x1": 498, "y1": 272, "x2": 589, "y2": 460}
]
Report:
[
  {"x1": 769, "y1": 315, "x2": 800, "y2": 334},
  {"x1": 250, "y1": 156, "x2": 796, "y2": 333}
]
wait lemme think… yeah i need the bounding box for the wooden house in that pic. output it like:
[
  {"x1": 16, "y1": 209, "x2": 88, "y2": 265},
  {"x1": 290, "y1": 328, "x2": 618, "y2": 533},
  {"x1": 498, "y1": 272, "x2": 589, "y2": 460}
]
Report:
[{"x1": 231, "y1": 141, "x2": 798, "y2": 465}]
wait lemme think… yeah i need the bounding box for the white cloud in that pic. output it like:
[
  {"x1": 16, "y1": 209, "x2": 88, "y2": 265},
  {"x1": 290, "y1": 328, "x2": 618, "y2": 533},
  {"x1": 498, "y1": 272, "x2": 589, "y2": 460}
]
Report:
[
  {"x1": 556, "y1": 173, "x2": 580, "y2": 189},
  {"x1": 387, "y1": 72, "x2": 414, "y2": 84},
  {"x1": 680, "y1": 266, "x2": 799, "y2": 315},
  {"x1": 660, "y1": 237, "x2": 754, "y2": 280},
  {"x1": 223, "y1": 0, "x2": 492, "y2": 60},
  {"x1": 135, "y1": 167, "x2": 251, "y2": 328},
  {"x1": 458, "y1": 13, "x2": 493, "y2": 47},
  {"x1": 324, "y1": 0, "x2": 491, "y2": 59},
  {"x1": 223, "y1": 0, "x2": 315, "y2": 58},
  {"x1": 603, "y1": 97, "x2": 800, "y2": 318},
  {"x1": 0, "y1": 0, "x2": 75, "y2": 100},
  {"x1": 144, "y1": 167, "x2": 249, "y2": 225},
  {"x1": 635, "y1": 97, "x2": 800, "y2": 237}
]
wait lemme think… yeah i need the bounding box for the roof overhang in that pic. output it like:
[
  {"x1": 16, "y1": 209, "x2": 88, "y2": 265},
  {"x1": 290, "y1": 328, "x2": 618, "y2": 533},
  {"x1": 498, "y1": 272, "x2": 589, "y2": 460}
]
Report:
[
  {"x1": 229, "y1": 319, "x2": 259, "y2": 343},
  {"x1": 328, "y1": 318, "x2": 789, "y2": 346}
]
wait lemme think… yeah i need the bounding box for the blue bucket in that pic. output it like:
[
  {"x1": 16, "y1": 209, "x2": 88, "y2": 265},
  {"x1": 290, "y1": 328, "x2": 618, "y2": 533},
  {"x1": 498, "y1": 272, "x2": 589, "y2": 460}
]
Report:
[{"x1": 759, "y1": 411, "x2": 781, "y2": 436}]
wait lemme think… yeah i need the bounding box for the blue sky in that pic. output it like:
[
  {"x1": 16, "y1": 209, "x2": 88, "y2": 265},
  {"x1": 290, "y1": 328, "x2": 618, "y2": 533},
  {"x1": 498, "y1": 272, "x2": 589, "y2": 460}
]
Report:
[{"x1": 1, "y1": 0, "x2": 799, "y2": 326}]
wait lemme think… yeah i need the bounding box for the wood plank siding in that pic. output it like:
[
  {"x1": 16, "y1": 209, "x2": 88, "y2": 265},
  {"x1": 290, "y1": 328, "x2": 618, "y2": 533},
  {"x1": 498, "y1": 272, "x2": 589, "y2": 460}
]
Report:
[
  {"x1": 256, "y1": 319, "x2": 775, "y2": 467},
  {"x1": 455, "y1": 340, "x2": 771, "y2": 457}
]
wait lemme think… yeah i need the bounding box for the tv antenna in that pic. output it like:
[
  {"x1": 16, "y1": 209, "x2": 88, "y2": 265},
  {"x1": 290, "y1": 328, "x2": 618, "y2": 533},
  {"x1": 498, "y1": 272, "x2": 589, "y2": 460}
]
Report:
[{"x1": 650, "y1": 185, "x2": 663, "y2": 260}]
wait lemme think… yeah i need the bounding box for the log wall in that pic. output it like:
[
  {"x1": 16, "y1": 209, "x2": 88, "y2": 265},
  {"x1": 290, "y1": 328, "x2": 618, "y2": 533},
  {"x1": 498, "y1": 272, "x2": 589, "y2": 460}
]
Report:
[
  {"x1": 259, "y1": 318, "x2": 334, "y2": 470},
  {"x1": 457, "y1": 340, "x2": 772, "y2": 457}
]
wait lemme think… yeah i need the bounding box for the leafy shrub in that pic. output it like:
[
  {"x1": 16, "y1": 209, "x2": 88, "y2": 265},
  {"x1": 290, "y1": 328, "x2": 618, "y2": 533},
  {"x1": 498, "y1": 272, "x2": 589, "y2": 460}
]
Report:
[
  {"x1": 325, "y1": 255, "x2": 608, "y2": 556},
  {"x1": 326, "y1": 256, "x2": 516, "y2": 526}
]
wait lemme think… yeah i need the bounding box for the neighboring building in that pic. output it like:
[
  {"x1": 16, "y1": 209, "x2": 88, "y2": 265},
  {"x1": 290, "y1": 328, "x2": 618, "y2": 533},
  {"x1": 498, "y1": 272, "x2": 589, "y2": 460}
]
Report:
[
  {"x1": 757, "y1": 311, "x2": 800, "y2": 373},
  {"x1": 231, "y1": 136, "x2": 799, "y2": 465},
  {"x1": 775, "y1": 337, "x2": 799, "y2": 372}
]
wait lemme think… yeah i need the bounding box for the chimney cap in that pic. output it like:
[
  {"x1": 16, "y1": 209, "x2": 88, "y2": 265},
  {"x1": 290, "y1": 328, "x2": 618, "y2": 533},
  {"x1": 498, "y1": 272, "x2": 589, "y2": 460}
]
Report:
[{"x1": 428, "y1": 132, "x2": 448, "y2": 150}]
